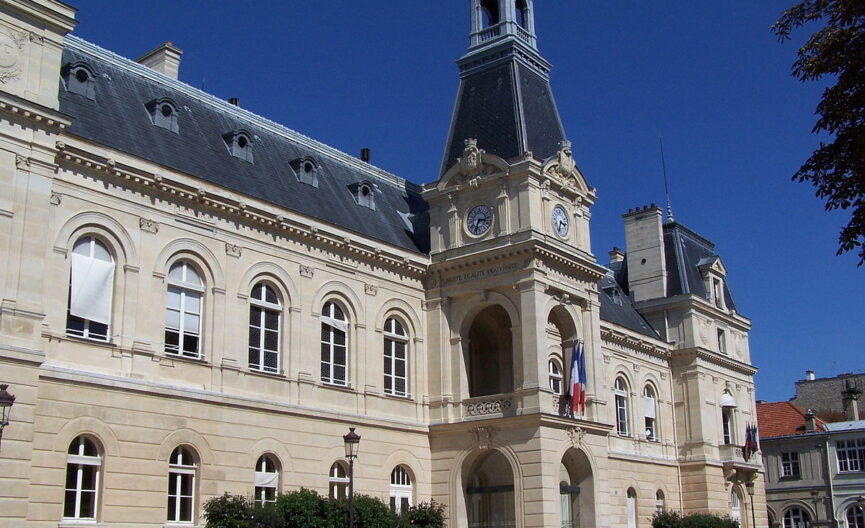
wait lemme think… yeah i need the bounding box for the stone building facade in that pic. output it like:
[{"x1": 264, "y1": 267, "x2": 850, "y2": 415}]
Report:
[
  {"x1": 0, "y1": 1, "x2": 767, "y2": 527},
  {"x1": 791, "y1": 373, "x2": 865, "y2": 421}
]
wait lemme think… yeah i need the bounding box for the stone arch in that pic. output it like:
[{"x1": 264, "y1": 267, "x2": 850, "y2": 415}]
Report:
[
  {"x1": 780, "y1": 500, "x2": 816, "y2": 521},
  {"x1": 54, "y1": 211, "x2": 138, "y2": 267},
  {"x1": 375, "y1": 297, "x2": 422, "y2": 339},
  {"x1": 453, "y1": 290, "x2": 520, "y2": 338},
  {"x1": 382, "y1": 449, "x2": 424, "y2": 488},
  {"x1": 156, "y1": 428, "x2": 213, "y2": 466},
  {"x1": 247, "y1": 437, "x2": 293, "y2": 474},
  {"x1": 453, "y1": 446, "x2": 524, "y2": 528},
  {"x1": 238, "y1": 261, "x2": 299, "y2": 307},
  {"x1": 53, "y1": 416, "x2": 120, "y2": 458},
  {"x1": 560, "y1": 447, "x2": 596, "y2": 528},
  {"x1": 836, "y1": 497, "x2": 865, "y2": 526},
  {"x1": 464, "y1": 304, "x2": 515, "y2": 397},
  {"x1": 311, "y1": 280, "x2": 364, "y2": 325},
  {"x1": 154, "y1": 238, "x2": 224, "y2": 289}
]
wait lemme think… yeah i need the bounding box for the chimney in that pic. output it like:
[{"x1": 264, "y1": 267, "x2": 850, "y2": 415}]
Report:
[
  {"x1": 842, "y1": 380, "x2": 862, "y2": 421},
  {"x1": 622, "y1": 204, "x2": 667, "y2": 302},
  {"x1": 608, "y1": 246, "x2": 625, "y2": 264},
  {"x1": 360, "y1": 148, "x2": 371, "y2": 163},
  {"x1": 228, "y1": 98, "x2": 240, "y2": 107},
  {"x1": 805, "y1": 370, "x2": 816, "y2": 381},
  {"x1": 804, "y1": 409, "x2": 816, "y2": 432},
  {"x1": 136, "y1": 42, "x2": 183, "y2": 80}
]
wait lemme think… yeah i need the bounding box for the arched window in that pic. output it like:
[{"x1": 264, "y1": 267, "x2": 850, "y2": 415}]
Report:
[
  {"x1": 783, "y1": 507, "x2": 809, "y2": 528},
  {"x1": 165, "y1": 261, "x2": 204, "y2": 358},
  {"x1": 626, "y1": 488, "x2": 637, "y2": 528},
  {"x1": 249, "y1": 283, "x2": 281, "y2": 373},
  {"x1": 847, "y1": 505, "x2": 864, "y2": 528},
  {"x1": 384, "y1": 317, "x2": 409, "y2": 397},
  {"x1": 614, "y1": 377, "x2": 630, "y2": 436},
  {"x1": 66, "y1": 236, "x2": 114, "y2": 342},
  {"x1": 549, "y1": 359, "x2": 563, "y2": 395},
  {"x1": 329, "y1": 462, "x2": 349, "y2": 499},
  {"x1": 731, "y1": 491, "x2": 742, "y2": 525},
  {"x1": 321, "y1": 301, "x2": 349, "y2": 386},
  {"x1": 515, "y1": 0, "x2": 528, "y2": 28},
  {"x1": 389, "y1": 465, "x2": 413, "y2": 513},
  {"x1": 64, "y1": 436, "x2": 101, "y2": 520},
  {"x1": 480, "y1": 0, "x2": 499, "y2": 27},
  {"x1": 655, "y1": 490, "x2": 665, "y2": 514},
  {"x1": 643, "y1": 385, "x2": 658, "y2": 441},
  {"x1": 254, "y1": 455, "x2": 279, "y2": 507},
  {"x1": 167, "y1": 446, "x2": 197, "y2": 523}
]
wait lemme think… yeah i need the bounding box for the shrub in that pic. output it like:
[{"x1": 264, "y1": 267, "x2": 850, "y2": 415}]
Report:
[
  {"x1": 203, "y1": 493, "x2": 254, "y2": 528},
  {"x1": 275, "y1": 488, "x2": 331, "y2": 528},
  {"x1": 398, "y1": 501, "x2": 447, "y2": 528},
  {"x1": 351, "y1": 495, "x2": 397, "y2": 528},
  {"x1": 652, "y1": 510, "x2": 739, "y2": 528}
]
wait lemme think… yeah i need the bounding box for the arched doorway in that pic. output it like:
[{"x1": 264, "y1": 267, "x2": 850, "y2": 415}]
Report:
[
  {"x1": 465, "y1": 450, "x2": 516, "y2": 528},
  {"x1": 466, "y1": 305, "x2": 513, "y2": 397},
  {"x1": 561, "y1": 448, "x2": 595, "y2": 528}
]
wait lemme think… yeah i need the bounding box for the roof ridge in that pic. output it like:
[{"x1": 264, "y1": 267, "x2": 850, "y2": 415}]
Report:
[{"x1": 64, "y1": 35, "x2": 421, "y2": 194}]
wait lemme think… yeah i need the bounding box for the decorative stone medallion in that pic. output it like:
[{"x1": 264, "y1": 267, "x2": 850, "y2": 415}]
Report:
[{"x1": 0, "y1": 25, "x2": 26, "y2": 84}]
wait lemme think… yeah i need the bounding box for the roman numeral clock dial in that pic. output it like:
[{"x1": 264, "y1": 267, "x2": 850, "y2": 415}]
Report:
[{"x1": 466, "y1": 205, "x2": 493, "y2": 236}]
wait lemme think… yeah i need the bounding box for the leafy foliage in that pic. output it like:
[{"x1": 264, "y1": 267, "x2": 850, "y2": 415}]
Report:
[
  {"x1": 203, "y1": 493, "x2": 255, "y2": 528},
  {"x1": 274, "y1": 488, "x2": 332, "y2": 528},
  {"x1": 652, "y1": 510, "x2": 740, "y2": 528},
  {"x1": 397, "y1": 500, "x2": 447, "y2": 528},
  {"x1": 771, "y1": 0, "x2": 865, "y2": 265}
]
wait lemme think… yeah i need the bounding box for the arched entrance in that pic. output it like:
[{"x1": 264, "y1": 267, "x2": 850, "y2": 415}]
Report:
[
  {"x1": 466, "y1": 305, "x2": 513, "y2": 397},
  {"x1": 561, "y1": 448, "x2": 595, "y2": 528},
  {"x1": 464, "y1": 450, "x2": 516, "y2": 528}
]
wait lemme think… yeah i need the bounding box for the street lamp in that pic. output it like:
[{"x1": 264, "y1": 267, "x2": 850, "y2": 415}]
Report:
[
  {"x1": 343, "y1": 427, "x2": 361, "y2": 528},
  {"x1": 745, "y1": 480, "x2": 757, "y2": 528},
  {"x1": 0, "y1": 384, "x2": 16, "y2": 452}
]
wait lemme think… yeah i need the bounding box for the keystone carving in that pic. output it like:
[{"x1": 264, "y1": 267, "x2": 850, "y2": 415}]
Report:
[
  {"x1": 299, "y1": 265, "x2": 314, "y2": 278},
  {"x1": 364, "y1": 284, "x2": 377, "y2": 296},
  {"x1": 473, "y1": 426, "x2": 495, "y2": 450},
  {"x1": 567, "y1": 426, "x2": 586, "y2": 448},
  {"x1": 139, "y1": 217, "x2": 158, "y2": 233},
  {"x1": 225, "y1": 243, "x2": 242, "y2": 258}
]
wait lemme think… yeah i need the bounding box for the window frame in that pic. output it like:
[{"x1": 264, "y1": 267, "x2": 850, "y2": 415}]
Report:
[
  {"x1": 164, "y1": 260, "x2": 205, "y2": 359},
  {"x1": 320, "y1": 301, "x2": 349, "y2": 387},
  {"x1": 167, "y1": 446, "x2": 197, "y2": 524},
  {"x1": 783, "y1": 507, "x2": 810, "y2": 528},
  {"x1": 614, "y1": 377, "x2": 630, "y2": 437},
  {"x1": 329, "y1": 461, "x2": 349, "y2": 500},
  {"x1": 643, "y1": 384, "x2": 658, "y2": 442},
  {"x1": 847, "y1": 504, "x2": 865, "y2": 528},
  {"x1": 780, "y1": 451, "x2": 801, "y2": 478},
  {"x1": 722, "y1": 406, "x2": 734, "y2": 445},
  {"x1": 549, "y1": 358, "x2": 563, "y2": 395},
  {"x1": 66, "y1": 236, "x2": 114, "y2": 343},
  {"x1": 254, "y1": 454, "x2": 280, "y2": 508},
  {"x1": 63, "y1": 436, "x2": 102, "y2": 521},
  {"x1": 389, "y1": 465, "x2": 413, "y2": 514},
  {"x1": 836, "y1": 438, "x2": 865, "y2": 473},
  {"x1": 383, "y1": 316, "x2": 410, "y2": 398},
  {"x1": 248, "y1": 282, "x2": 282, "y2": 374}
]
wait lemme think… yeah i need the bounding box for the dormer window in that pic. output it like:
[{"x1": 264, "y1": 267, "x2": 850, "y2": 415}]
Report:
[
  {"x1": 145, "y1": 98, "x2": 179, "y2": 133},
  {"x1": 348, "y1": 181, "x2": 376, "y2": 210},
  {"x1": 698, "y1": 256, "x2": 727, "y2": 312},
  {"x1": 223, "y1": 130, "x2": 253, "y2": 163},
  {"x1": 62, "y1": 62, "x2": 96, "y2": 100},
  {"x1": 712, "y1": 278, "x2": 724, "y2": 309},
  {"x1": 290, "y1": 157, "x2": 319, "y2": 187}
]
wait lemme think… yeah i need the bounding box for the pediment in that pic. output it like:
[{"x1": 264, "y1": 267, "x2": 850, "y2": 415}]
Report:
[
  {"x1": 697, "y1": 255, "x2": 726, "y2": 276},
  {"x1": 541, "y1": 140, "x2": 590, "y2": 194},
  {"x1": 435, "y1": 138, "x2": 509, "y2": 191}
]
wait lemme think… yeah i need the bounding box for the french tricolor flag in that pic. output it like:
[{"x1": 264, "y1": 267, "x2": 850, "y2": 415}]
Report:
[{"x1": 569, "y1": 341, "x2": 587, "y2": 414}]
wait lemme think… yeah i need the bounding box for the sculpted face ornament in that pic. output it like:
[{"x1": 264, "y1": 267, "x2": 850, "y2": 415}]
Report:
[
  {"x1": 460, "y1": 138, "x2": 483, "y2": 179},
  {"x1": 0, "y1": 27, "x2": 24, "y2": 83}
]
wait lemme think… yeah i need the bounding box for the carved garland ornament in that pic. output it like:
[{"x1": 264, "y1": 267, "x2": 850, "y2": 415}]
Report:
[{"x1": 0, "y1": 26, "x2": 26, "y2": 84}]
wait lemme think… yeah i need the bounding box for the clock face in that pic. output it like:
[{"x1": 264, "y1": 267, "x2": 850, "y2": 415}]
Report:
[
  {"x1": 466, "y1": 205, "x2": 493, "y2": 236},
  {"x1": 552, "y1": 205, "x2": 569, "y2": 237}
]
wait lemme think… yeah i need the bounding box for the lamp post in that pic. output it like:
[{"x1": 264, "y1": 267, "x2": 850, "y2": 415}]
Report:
[
  {"x1": 745, "y1": 480, "x2": 757, "y2": 528},
  {"x1": 343, "y1": 427, "x2": 361, "y2": 528},
  {"x1": 0, "y1": 384, "x2": 16, "y2": 452}
]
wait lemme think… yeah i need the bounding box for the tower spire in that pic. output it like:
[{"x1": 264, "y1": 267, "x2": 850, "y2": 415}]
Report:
[{"x1": 440, "y1": 0, "x2": 566, "y2": 176}]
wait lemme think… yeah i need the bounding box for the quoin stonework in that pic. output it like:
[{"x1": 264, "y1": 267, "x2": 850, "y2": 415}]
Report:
[{"x1": 0, "y1": 1, "x2": 768, "y2": 527}]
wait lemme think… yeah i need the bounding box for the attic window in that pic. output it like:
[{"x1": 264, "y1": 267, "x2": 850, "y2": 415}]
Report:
[
  {"x1": 145, "y1": 98, "x2": 179, "y2": 133},
  {"x1": 63, "y1": 62, "x2": 96, "y2": 100},
  {"x1": 348, "y1": 181, "x2": 376, "y2": 210},
  {"x1": 290, "y1": 157, "x2": 319, "y2": 187},
  {"x1": 223, "y1": 130, "x2": 254, "y2": 163}
]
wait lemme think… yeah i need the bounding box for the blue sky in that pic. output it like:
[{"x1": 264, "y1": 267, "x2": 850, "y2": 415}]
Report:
[{"x1": 72, "y1": 1, "x2": 863, "y2": 403}]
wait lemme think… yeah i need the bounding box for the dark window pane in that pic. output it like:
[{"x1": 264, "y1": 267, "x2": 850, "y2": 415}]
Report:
[
  {"x1": 264, "y1": 310, "x2": 279, "y2": 330},
  {"x1": 90, "y1": 321, "x2": 108, "y2": 339},
  {"x1": 396, "y1": 361, "x2": 406, "y2": 378},
  {"x1": 396, "y1": 378, "x2": 406, "y2": 395},
  {"x1": 334, "y1": 330, "x2": 346, "y2": 346},
  {"x1": 165, "y1": 330, "x2": 179, "y2": 351},
  {"x1": 81, "y1": 465, "x2": 97, "y2": 489},
  {"x1": 321, "y1": 343, "x2": 330, "y2": 362},
  {"x1": 384, "y1": 356, "x2": 392, "y2": 375},
  {"x1": 64, "y1": 490, "x2": 77, "y2": 517},
  {"x1": 334, "y1": 366, "x2": 345, "y2": 382},
  {"x1": 80, "y1": 490, "x2": 96, "y2": 517},
  {"x1": 180, "y1": 496, "x2": 191, "y2": 521},
  {"x1": 264, "y1": 330, "x2": 278, "y2": 351},
  {"x1": 321, "y1": 362, "x2": 330, "y2": 381},
  {"x1": 167, "y1": 495, "x2": 177, "y2": 520},
  {"x1": 385, "y1": 375, "x2": 392, "y2": 392},
  {"x1": 264, "y1": 351, "x2": 278, "y2": 370},
  {"x1": 334, "y1": 347, "x2": 346, "y2": 365},
  {"x1": 182, "y1": 335, "x2": 199, "y2": 355},
  {"x1": 265, "y1": 286, "x2": 277, "y2": 304},
  {"x1": 180, "y1": 474, "x2": 192, "y2": 495},
  {"x1": 250, "y1": 306, "x2": 261, "y2": 326},
  {"x1": 65, "y1": 465, "x2": 79, "y2": 489},
  {"x1": 249, "y1": 327, "x2": 261, "y2": 348},
  {"x1": 82, "y1": 438, "x2": 97, "y2": 457},
  {"x1": 332, "y1": 304, "x2": 344, "y2": 320},
  {"x1": 321, "y1": 324, "x2": 330, "y2": 342},
  {"x1": 249, "y1": 349, "x2": 260, "y2": 369},
  {"x1": 67, "y1": 315, "x2": 85, "y2": 335}
]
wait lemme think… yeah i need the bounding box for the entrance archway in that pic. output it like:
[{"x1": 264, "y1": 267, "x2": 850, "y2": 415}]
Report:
[
  {"x1": 465, "y1": 450, "x2": 516, "y2": 528},
  {"x1": 561, "y1": 448, "x2": 595, "y2": 528},
  {"x1": 466, "y1": 305, "x2": 513, "y2": 397}
]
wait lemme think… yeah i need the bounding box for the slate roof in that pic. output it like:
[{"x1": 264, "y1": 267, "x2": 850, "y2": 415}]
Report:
[
  {"x1": 824, "y1": 420, "x2": 865, "y2": 432},
  {"x1": 598, "y1": 271, "x2": 661, "y2": 339},
  {"x1": 662, "y1": 222, "x2": 737, "y2": 310},
  {"x1": 440, "y1": 41, "x2": 566, "y2": 175},
  {"x1": 756, "y1": 401, "x2": 827, "y2": 439},
  {"x1": 59, "y1": 37, "x2": 429, "y2": 254}
]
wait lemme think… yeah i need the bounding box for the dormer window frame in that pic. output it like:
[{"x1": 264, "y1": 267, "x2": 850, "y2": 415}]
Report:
[
  {"x1": 223, "y1": 129, "x2": 254, "y2": 164},
  {"x1": 145, "y1": 97, "x2": 180, "y2": 133},
  {"x1": 63, "y1": 62, "x2": 97, "y2": 100},
  {"x1": 291, "y1": 156, "x2": 319, "y2": 187},
  {"x1": 698, "y1": 257, "x2": 728, "y2": 312},
  {"x1": 348, "y1": 180, "x2": 377, "y2": 210}
]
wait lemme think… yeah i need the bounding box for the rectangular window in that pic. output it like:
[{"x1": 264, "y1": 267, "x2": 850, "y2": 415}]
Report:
[
  {"x1": 717, "y1": 328, "x2": 726, "y2": 354},
  {"x1": 616, "y1": 394, "x2": 629, "y2": 436},
  {"x1": 781, "y1": 452, "x2": 800, "y2": 478},
  {"x1": 837, "y1": 439, "x2": 865, "y2": 472},
  {"x1": 167, "y1": 470, "x2": 194, "y2": 522},
  {"x1": 712, "y1": 278, "x2": 723, "y2": 309},
  {"x1": 722, "y1": 407, "x2": 733, "y2": 445}
]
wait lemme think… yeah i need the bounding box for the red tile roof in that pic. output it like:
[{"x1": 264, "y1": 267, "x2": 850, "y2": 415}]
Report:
[{"x1": 756, "y1": 401, "x2": 827, "y2": 439}]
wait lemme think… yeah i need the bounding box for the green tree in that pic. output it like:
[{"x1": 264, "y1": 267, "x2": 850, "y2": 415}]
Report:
[{"x1": 771, "y1": 0, "x2": 865, "y2": 265}]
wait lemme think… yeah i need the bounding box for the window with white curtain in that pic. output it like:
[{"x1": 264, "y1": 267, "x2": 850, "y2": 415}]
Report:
[
  {"x1": 329, "y1": 462, "x2": 349, "y2": 499},
  {"x1": 63, "y1": 436, "x2": 101, "y2": 520},
  {"x1": 384, "y1": 317, "x2": 409, "y2": 397},
  {"x1": 615, "y1": 377, "x2": 630, "y2": 436},
  {"x1": 389, "y1": 466, "x2": 413, "y2": 513},
  {"x1": 254, "y1": 455, "x2": 279, "y2": 507},
  {"x1": 249, "y1": 283, "x2": 281, "y2": 373},
  {"x1": 643, "y1": 385, "x2": 657, "y2": 441},
  {"x1": 549, "y1": 359, "x2": 563, "y2": 395},
  {"x1": 321, "y1": 301, "x2": 348, "y2": 386},
  {"x1": 66, "y1": 236, "x2": 114, "y2": 342},
  {"x1": 165, "y1": 261, "x2": 203, "y2": 358}
]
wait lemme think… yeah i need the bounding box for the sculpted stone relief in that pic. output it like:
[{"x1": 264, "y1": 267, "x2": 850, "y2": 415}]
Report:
[
  {"x1": 0, "y1": 25, "x2": 26, "y2": 84},
  {"x1": 543, "y1": 140, "x2": 583, "y2": 191}
]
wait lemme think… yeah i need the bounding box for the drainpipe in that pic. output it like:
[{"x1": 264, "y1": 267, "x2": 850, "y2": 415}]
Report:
[{"x1": 822, "y1": 437, "x2": 837, "y2": 528}]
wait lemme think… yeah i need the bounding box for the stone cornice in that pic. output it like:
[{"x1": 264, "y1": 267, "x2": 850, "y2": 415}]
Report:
[
  {"x1": 635, "y1": 294, "x2": 751, "y2": 331},
  {"x1": 0, "y1": 89, "x2": 71, "y2": 131},
  {"x1": 671, "y1": 347, "x2": 758, "y2": 375},
  {"x1": 55, "y1": 141, "x2": 428, "y2": 278},
  {"x1": 5, "y1": 0, "x2": 77, "y2": 34},
  {"x1": 600, "y1": 326, "x2": 671, "y2": 360}
]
